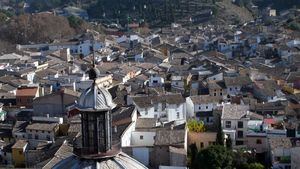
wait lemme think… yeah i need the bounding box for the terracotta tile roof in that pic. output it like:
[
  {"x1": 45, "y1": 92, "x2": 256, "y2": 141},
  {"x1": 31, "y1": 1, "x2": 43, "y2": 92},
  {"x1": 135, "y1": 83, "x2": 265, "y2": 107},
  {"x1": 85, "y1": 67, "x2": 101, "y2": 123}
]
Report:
[
  {"x1": 132, "y1": 93, "x2": 185, "y2": 108},
  {"x1": 190, "y1": 95, "x2": 222, "y2": 104},
  {"x1": 224, "y1": 76, "x2": 252, "y2": 87},
  {"x1": 12, "y1": 139, "x2": 28, "y2": 149},
  {"x1": 26, "y1": 123, "x2": 58, "y2": 132},
  {"x1": 269, "y1": 137, "x2": 292, "y2": 150},
  {"x1": 112, "y1": 106, "x2": 135, "y2": 125},
  {"x1": 208, "y1": 81, "x2": 225, "y2": 89},
  {"x1": 135, "y1": 62, "x2": 156, "y2": 70},
  {"x1": 43, "y1": 142, "x2": 73, "y2": 169},
  {"x1": 16, "y1": 87, "x2": 38, "y2": 97},
  {"x1": 222, "y1": 104, "x2": 249, "y2": 120},
  {"x1": 264, "y1": 118, "x2": 276, "y2": 125},
  {"x1": 155, "y1": 130, "x2": 185, "y2": 146},
  {"x1": 0, "y1": 75, "x2": 30, "y2": 87},
  {"x1": 136, "y1": 118, "x2": 157, "y2": 129},
  {"x1": 254, "y1": 80, "x2": 279, "y2": 96},
  {"x1": 202, "y1": 51, "x2": 226, "y2": 59}
]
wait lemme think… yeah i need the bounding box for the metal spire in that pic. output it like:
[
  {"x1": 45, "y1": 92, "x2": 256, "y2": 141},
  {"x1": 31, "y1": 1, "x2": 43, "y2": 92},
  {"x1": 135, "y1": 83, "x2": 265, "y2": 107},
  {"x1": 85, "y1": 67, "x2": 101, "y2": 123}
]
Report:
[{"x1": 92, "y1": 38, "x2": 95, "y2": 68}]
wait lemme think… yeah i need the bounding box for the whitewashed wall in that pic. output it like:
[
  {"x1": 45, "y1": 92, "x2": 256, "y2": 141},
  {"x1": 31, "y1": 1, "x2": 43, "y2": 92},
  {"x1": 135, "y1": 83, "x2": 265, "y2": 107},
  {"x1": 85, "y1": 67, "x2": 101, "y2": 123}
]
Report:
[
  {"x1": 226, "y1": 86, "x2": 241, "y2": 96},
  {"x1": 167, "y1": 103, "x2": 186, "y2": 122},
  {"x1": 121, "y1": 122, "x2": 135, "y2": 147},
  {"x1": 131, "y1": 131, "x2": 156, "y2": 146},
  {"x1": 138, "y1": 106, "x2": 155, "y2": 118},
  {"x1": 186, "y1": 97, "x2": 195, "y2": 118}
]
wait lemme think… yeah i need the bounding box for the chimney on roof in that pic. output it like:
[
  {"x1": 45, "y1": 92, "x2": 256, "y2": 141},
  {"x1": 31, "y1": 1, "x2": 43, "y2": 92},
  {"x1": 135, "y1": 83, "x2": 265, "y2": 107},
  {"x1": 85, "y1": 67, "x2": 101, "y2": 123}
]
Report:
[
  {"x1": 171, "y1": 124, "x2": 174, "y2": 130},
  {"x1": 114, "y1": 126, "x2": 117, "y2": 133},
  {"x1": 73, "y1": 82, "x2": 76, "y2": 92},
  {"x1": 60, "y1": 48, "x2": 71, "y2": 62},
  {"x1": 40, "y1": 86, "x2": 45, "y2": 96},
  {"x1": 296, "y1": 140, "x2": 300, "y2": 147},
  {"x1": 284, "y1": 68, "x2": 290, "y2": 74}
]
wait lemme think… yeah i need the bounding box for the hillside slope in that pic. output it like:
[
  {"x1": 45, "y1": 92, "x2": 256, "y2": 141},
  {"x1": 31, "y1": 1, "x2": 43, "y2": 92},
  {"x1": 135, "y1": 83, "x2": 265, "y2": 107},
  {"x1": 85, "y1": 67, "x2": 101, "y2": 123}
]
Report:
[{"x1": 217, "y1": 0, "x2": 254, "y2": 23}]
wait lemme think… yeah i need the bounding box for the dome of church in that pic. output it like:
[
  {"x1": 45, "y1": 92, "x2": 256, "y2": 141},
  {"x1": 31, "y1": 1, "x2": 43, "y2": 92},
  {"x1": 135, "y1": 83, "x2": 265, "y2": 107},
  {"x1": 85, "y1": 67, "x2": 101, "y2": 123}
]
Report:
[
  {"x1": 52, "y1": 152, "x2": 148, "y2": 169},
  {"x1": 71, "y1": 66, "x2": 147, "y2": 169},
  {"x1": 78, "y1": 85, "x2": 116, "y2": 111}
]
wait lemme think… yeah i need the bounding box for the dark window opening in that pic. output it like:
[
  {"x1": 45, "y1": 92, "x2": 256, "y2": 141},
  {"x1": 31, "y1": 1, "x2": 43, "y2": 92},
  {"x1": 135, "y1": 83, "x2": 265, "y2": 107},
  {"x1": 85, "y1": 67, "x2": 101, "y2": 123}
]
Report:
[{"x1": 238, "y1": 121, "x2": 243, "y2": 128}]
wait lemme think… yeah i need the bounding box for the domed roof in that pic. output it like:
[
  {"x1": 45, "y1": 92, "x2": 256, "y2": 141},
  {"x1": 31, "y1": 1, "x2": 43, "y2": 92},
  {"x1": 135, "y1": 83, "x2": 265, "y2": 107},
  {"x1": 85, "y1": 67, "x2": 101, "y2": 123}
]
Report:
[
  {"x1": 78, "y1": 85, "x2": 116, "y2": 111},
  {"x1": 53, "y1": 152, "x2": 148, "y2": 169}
]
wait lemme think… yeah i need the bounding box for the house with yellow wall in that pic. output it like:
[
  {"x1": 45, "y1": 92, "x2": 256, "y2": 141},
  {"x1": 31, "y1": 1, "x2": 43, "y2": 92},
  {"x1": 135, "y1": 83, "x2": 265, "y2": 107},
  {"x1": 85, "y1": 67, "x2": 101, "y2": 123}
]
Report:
[
  {"x1": 12, "y1": 140, "x2": 28, "y2": 168},
  {"x1": 188, "y1": 130, "x2": 217, "y2": 150},
  {"x1": 283, "y1": 72, "x2": 300, "y2": 94}
]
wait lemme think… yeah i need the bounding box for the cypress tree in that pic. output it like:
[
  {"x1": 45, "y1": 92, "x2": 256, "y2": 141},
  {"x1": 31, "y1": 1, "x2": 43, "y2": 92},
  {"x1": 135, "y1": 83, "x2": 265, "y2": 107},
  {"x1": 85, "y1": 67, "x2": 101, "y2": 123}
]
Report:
[{"x1": 216, "y1": 114, "x2": 224, "y2": 145}]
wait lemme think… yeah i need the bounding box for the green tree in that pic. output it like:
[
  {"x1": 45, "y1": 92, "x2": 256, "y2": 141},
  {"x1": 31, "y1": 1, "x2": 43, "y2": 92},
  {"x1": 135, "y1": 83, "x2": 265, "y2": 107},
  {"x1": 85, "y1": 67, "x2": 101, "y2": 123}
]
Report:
[
  {"x1": 226, "y1": 137, "x2": 232, "y2": 148},
  {"x1": 247, "y1": 163, "x2": 264, "y2": 169},
  {"x1": 236, "y1": 0, "x2": 245, "y2": 7},
  {"x1": 289, "y1": 21, "x2": 300, "y2": 31},
  {"x1": 195, "y1": 145, "x2": 233, "y2": 169},
  {"x1": 30, "y1": 0, "x2": 62, "y2": 12},
  {"x1": 0, "y1": 9, "x2": 13, "y2": 18},
  {"x1": 68, "y1": 15, "x2": 83, "y2": 29},
  {"x1": 0, "y1": 13, "x2": 76, "y2": 44},
  {"x1": 240, "y1": 163, "x2": 264, "y2": 169},
  {"x1": 232, "y1": 149, "x2": 257, "y2": 169},
  {"x1": 187, "y1": 119, "x2": 206, "y2": 133},
  {"x1": 216, "y1": 115, "x2": 224, "y2": 145},
  {"x1": 188, "y1": 145, "x2": 264, "y2": 169},
  {"x1": 188, "y1": 143, "x2": 198, "y2": 168},
  {"x1": 0, "y1": 12, "x2": 7, "y2": 24},
  {"x1": 211, "y1": 6, "x2": 218, "y2": 16},
  {"x1": 0, "y1": 9, "x2": 13, "y2": 23}
]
